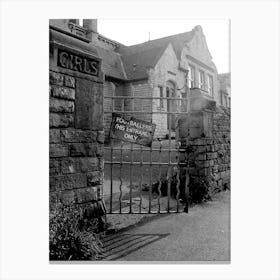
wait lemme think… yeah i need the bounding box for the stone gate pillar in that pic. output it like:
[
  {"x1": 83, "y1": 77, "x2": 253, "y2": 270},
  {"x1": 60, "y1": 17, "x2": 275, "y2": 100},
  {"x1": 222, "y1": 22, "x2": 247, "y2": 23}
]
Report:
[
  {"x1": 178, "y1": 92, "x2": 221, "y2": 205},
  {"x1": 49, "y1": 25, "x2": 104, "y2": 217}
]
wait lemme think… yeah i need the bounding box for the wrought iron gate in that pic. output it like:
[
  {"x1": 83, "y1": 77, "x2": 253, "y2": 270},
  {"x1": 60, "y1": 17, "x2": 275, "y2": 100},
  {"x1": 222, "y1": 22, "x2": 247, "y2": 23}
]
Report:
[{"x1": 103, "y1": 90, "x2": 189, "y2": 214}]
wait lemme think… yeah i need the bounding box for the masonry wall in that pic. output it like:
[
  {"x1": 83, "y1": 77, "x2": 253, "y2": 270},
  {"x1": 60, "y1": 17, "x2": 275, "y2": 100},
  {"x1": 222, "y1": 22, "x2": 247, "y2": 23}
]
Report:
[
  {"x1": 49, "y1": 72, "x2": 104, "y2": 208},
  {"x1": 186, "y1": 106, "x2": 230, "y2": 195},
  {"x1": 49, "y1": 28, "x2": 104, "y2": 217}
]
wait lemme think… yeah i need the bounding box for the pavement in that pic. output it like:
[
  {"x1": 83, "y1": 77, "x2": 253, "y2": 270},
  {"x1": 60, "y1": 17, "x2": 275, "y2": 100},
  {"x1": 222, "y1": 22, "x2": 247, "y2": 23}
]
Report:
[{"x1": 99, "y1": 190, "x2": 230, "y2": 262}]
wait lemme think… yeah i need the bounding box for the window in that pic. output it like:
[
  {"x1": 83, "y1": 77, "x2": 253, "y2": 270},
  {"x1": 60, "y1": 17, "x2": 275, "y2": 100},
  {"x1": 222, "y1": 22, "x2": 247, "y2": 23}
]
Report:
[
  {"x1": 188, "y1": 65, "x2": 195, "y2": 88},
  {"x1": 206, "y1": 74, "x2": 213, "y2": 96},
  {"x1": 198, "y1": 70, "x2": 205, "y2": 89},
  {"x1": 158, "y1": 86, "x2": 164, "y2": 109}
]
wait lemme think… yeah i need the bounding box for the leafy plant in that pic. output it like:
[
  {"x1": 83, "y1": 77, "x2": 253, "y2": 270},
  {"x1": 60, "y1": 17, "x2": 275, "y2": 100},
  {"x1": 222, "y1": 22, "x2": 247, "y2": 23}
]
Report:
[
  {"x1": 49, "y1": 201, "x2": 104, "y2": 261},
  {"x1": 188, "y1": 176, "x2": 212, "y2": 204}
]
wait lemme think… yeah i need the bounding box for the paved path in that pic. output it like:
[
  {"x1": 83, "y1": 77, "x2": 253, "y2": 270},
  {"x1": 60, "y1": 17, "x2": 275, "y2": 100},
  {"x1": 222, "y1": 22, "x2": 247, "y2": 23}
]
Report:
[{"x1": 100, "y1": 191, "x2": 230, "y2": 262}]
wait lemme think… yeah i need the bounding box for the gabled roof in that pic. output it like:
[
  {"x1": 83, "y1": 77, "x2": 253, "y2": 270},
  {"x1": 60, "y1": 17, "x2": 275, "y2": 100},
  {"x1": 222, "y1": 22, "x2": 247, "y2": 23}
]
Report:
[
  {"x1": 117, "y1": 30, "x2": 194, "y2": 59},
  {"x1": 95, "y1": 28, "x2": 199, "y2": 81},
  {"x1": 116, "y1": 30, "x2": 195, "y2": 80},
  {"x1": 120, "y1": 45, "x2": 168, "y2": 80}
]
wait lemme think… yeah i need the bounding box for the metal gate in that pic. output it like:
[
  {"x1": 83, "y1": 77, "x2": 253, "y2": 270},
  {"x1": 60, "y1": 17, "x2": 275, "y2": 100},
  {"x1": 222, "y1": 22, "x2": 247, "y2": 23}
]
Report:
[{"x1": 103, "y1": 90, "x2": 189, "y2": 214}]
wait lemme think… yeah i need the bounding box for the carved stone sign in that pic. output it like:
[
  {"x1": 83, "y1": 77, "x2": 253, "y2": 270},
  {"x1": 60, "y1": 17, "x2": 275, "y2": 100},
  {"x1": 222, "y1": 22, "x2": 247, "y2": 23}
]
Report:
[
  {"x1": 57, "y1": 48, "x2": 99, "y2": 77},
  {"x1": 110, "y1": 113, "x2": 156, "y2": 147}
]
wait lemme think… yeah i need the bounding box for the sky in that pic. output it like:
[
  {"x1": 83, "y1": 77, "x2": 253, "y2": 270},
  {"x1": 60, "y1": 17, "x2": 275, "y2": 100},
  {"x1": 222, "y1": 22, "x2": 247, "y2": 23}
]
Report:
[{"x1": 97, "y1": 19, "x2": 230, "y2": 74}]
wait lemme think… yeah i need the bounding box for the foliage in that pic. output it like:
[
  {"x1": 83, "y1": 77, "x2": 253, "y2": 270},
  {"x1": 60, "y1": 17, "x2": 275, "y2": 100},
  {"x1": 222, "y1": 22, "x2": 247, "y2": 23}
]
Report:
[
  {"x1": 49, "y1": 201, "x2": 104, "y2": 261},
  {"x1": 188, "y1": 176, "x2": 212, "y2": 204}
]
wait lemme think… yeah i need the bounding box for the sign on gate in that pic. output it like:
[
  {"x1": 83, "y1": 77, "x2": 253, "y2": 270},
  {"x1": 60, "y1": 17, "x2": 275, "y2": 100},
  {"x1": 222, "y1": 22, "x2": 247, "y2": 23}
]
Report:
[{"x1": 110, "y1": 113, "x2": 156, "y2": 147}]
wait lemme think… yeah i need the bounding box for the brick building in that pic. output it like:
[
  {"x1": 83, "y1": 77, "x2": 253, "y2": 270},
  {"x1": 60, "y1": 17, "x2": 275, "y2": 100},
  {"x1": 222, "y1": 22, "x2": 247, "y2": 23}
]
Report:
[{"x1": 50, "y1": 19, "x2": 226, "y2": 139}]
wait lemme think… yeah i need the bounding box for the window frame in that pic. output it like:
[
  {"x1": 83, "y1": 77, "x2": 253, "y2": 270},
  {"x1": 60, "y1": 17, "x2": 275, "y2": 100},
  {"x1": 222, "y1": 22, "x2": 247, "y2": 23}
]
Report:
[
  {"x1": 158, "y1": 85, "x2": 164, "y2": 109},
  {"x1": 188, "y1": 65, "x2": 195, "y2": 88},
  {"x1": 198, "y1": 69, "x2": 205, "y2": 90},
  {"x1": 206, "y1": 74, "x2": 214, "y2": 96}
]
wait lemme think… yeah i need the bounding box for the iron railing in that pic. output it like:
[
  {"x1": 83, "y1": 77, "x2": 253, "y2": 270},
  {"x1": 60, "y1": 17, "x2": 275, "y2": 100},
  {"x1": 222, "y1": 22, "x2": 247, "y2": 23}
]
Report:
[{"x1": 103, "y1": 93, "x2": 189, "y2": 214}]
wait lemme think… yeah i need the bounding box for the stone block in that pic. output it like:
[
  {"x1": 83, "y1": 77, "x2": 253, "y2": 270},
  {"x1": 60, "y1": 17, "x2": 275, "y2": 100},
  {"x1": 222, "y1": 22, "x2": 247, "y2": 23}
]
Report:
[
  {"x1": 98, "y1": 158, "x2": 104, "y2": 170},
  {"x1": 213, "y1": 165, "x2": 219, "y2": 173},
  {"x1": 59, "y1": 173, "x2": 87, "y2": 190},
  {"x1": 196, "y1": 146, "x2": 206, "y2": 153},
  {"x1": 222, "y1": 177, "x2": 230, "y2": 185},
  {"x1": 49, "y1": 98, "x2": 74, "y2": 113},
  {"x1": 206, "y1": 145, "x2": 212, "y2": 152},
  {"x1": 60, "y1": 158, "x2": 77, "y2": 174},
  {"x1": 51, "y1": 85, "x2": 75, "y2": 100},
  {"x1": 61, "y1": 190, "x2": 75, "y2": 204},
  {"x1": 220, "y1": 171, "x2": 227, "y2": 178},
  {"x1": 50, "y1": 71, "x2": 64, "y2": 86},
  {"x1": 75, "y1": 78, "x2": 103, "y2": 130},
  {"x1": 75, "y1": 187, "x2": 98, "y2": 203},
  {"x1": 197, "y1": 154, "x2": 206, "y2": 161},
  {"x1": 50, "y1": 113, "x2": 74, "y2": 128},
  {"x1": 61, "y1": 129, "x2": 97, "y2": 143},
  {"x1": 64, "y1": 75, "x2": 75, "y2": 88},
  {"x1": 49, "y1": 159, "x2": 61, "y2": 176},
  {"x1": 79, "y1": 157, "x2": 99, "y2": 172},
  {"x1": 96, "y1": 144, "x2": 104, "y2": 157},
  {"x1": 205, "y1": 160, "x2": 214, "y2": 167},
  {"x1": 49, "y1": 129, "x2": 60, "y2": 143},
  {"x1": 97, "y1": 131, "x2": 105, "y2": 144},
  {"x1": 207, "y1": 152, "x2": 218, "y2": 160},
  {"x1": 69, "y1": 143, "x2": 98, "y2": 157},
  {"x1": 87, "y1": 171, "x2": 102, "y2": 187},
  {"x1": 49, "y1": 175, "x2": 60, "y2": 192},
  {"x1": 49, "y1": 144, "x2": 68, "y2": 158}
]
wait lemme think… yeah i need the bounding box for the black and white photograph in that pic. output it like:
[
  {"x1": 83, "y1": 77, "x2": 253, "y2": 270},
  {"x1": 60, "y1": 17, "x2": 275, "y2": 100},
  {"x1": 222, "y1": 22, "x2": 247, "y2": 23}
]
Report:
[
  {"x1": 1, "y1": 0, "x2": 280, "y2": 279},
  {"x1": 49, "y1": 18, "x2": 231, "y2": 262}
]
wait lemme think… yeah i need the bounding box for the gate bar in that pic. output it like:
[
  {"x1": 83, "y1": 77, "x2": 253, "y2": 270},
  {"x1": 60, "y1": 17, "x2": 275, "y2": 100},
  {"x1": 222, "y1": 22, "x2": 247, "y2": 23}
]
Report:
[
  {"x1": 119, "y1": 141, "x2": 124, "y2": 213},
  {"x1": 139, "y1": 145, "x2": 143, "y2": 213},
  {"x1": 129, "y1": 142, "x2": 133, "y2": 213},
  {"x1": 157, "y1": 141, "x2": 162, "y2": 213}
]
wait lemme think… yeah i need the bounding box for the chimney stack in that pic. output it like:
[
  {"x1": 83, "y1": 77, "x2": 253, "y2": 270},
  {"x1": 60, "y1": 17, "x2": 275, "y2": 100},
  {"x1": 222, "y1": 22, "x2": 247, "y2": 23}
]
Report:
[{"x1": 83, "y1": 19, "x2": 98, "y2": 41}]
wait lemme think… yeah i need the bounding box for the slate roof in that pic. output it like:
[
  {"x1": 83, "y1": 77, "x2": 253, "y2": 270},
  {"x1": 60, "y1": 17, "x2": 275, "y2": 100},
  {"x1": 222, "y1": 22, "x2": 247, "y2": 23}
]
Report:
[
  {"x1": 119, "y1": 45, "x2": 168, "y2": 80},
  {"x1": 116, "y1": 30, "x2": 195, "y2": 80},
  {"x1": 95, "y1": 45, "x2": 127, "y2": 80},
  {"x1": 96, "y1": 29, "x2": 196, "y2": 81}
]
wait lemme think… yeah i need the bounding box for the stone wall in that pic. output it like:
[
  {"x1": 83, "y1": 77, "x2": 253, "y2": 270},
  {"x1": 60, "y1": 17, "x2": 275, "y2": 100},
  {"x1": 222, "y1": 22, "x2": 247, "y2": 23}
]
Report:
[
  {"x1": 186, "y1": 106, "x2": 230, "y2": 195},
  {"x1": 49, "y1": 27, "x2": 104, "y2": 216},
  {"x1": 179, "y1": 105, "x2": 230, "y2": 202}
]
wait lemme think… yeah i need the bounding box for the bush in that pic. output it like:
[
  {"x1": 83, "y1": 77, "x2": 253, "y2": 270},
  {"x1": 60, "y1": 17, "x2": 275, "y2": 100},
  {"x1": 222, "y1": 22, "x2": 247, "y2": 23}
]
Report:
[
  {"x1": 49, "y1": 201, "x2": 104, "y2": 261},
  {"x1": 188, "y1": 176, "x2": 212, "y2": 204}
]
